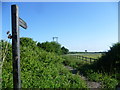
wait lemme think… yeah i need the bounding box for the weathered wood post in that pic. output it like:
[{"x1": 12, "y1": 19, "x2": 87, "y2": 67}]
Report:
[
  {"x1": 82, "y1": 56, "x2": 83, "y2": 61},
  {"x1": 11, "y1": 5, "x2": 27, "y2": 89},
  {"x1": 12, "y1": 5, "x2": 21, "y2": 89},
  {"x1": 85, "y1": 57, "x2": 87, "y2": 62},
  {"x1": 90, "y1": 58, "x2": 92, "y2": 63},
  {"x1": 118, "y1": 1, "x2": 120, "y2": 43}
]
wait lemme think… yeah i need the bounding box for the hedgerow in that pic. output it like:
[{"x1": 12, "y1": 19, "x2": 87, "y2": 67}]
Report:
[{"x1": 1, "y1": 38, "x2": 87, "y2": 88}]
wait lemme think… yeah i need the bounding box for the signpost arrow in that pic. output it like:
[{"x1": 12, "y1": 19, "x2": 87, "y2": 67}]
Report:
[{"x1": 19, "y1": 17, "x2": 27, "y2": 29}]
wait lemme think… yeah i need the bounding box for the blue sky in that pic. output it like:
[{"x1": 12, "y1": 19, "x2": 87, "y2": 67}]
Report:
[{"x1": 2, "y1": 2, "x2": 118, "y2": 52}]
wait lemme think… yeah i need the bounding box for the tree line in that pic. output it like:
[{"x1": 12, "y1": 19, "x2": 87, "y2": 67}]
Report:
[{"x1": 37, "y1": 41, "x2": 69, "y2": 55}]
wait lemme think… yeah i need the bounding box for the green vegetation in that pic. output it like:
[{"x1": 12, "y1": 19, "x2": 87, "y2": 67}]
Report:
[
  {"x1": 37, "y1": 41, "x2": 69, "y2": 55},
  {"x1": 78, "y1": 53, "x2": 102, "y2": 59},
  {"x1": 62, "y1": 53, "x2": 101, "y2": 68},
  {"x1": 61, "y1": 46, "x2": 69, "y2": 55},
  {"x1": 69, "y1": 51, "x2": 103, "y2": 55},
  {"x1": 63, "y1": 56, "x2": 119, "y2": 88},
  {"x1": 1, "y1": 38, "x2": 87, "y2": 88},
  {"x1": 2, "y1": 37, "x2": 120, "y2": 88},
  {"x1": 63, "y1": 43, "x2": 120, "y2": 88},
  {"x1": 78, "y1": 64, "x2": 119, "y2": 88},
  {"x1": 94, "y1": 43, "x2": 120, "y2": 73},
  {"x1": 62, "y1": 55, "x2": 89, "y2": 68}
]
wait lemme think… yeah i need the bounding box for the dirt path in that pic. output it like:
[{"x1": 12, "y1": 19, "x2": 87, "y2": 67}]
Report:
[{"x1": 65, "y1": 66, "x2": 101, "y2": 88}]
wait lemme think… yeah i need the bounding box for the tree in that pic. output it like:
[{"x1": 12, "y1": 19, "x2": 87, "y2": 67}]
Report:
[
  {"x1": 20, "y1": 37, "x2": 37, "y2": 47},
  {"x1": 95, "y1": 43, "x2": 120, "y2": 73},
  {"x1": 61, "y1": 46, "x2": 69, "y2": 54},
  {"x1": 37, "y1": 41, "x2": 62, "y2": 55}
]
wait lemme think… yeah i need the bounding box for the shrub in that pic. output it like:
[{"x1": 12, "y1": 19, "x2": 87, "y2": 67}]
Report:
[
  {"x1": 2, "y1": 38, "x2": 87, "y2": 88},
  {"x1": 101, "y1": 75, "x2": 118, "y2": 88},
  {"x1": 20, "y1": 37, "x2": 37, "y2": 47},
  {"x1": 37, "y1": 41, "x2": 69, "y2": 55},
  {"x1": 37, "y1": 41, "x2": 62, "y2": 55},
  {"x1": 82, "y1": 69, "x2": 118, "y2": 88},
  {"x1": 61, "y1": 46, "x2": 69, "y2": 54},
  {"x1": 94, "y1": 43, "x2": 120, "y2": 73}
]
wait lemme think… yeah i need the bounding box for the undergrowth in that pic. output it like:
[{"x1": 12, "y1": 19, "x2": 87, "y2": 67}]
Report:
[
  {"x1": 62, "y1": 44, "x2": 120, "y2": 88},
  {"x1": 1, "y1": 38, "x2": 87, "y2": 88}
]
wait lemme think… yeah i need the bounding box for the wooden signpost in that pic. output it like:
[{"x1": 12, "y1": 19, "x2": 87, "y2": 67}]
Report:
[
  {"x1": 118, "y1": 1, "x2": 120, "y2": 43},
  {"x1": 11, "y1": 5, "x2": 27, "y2": 89}
]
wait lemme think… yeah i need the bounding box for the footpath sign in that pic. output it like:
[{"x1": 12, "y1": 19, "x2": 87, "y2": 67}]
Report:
[{"x1": 11, "y1": 5, "x2": 27, "y2": 89}]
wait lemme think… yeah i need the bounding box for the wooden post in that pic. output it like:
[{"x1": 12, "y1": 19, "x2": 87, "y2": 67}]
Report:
[
  {"x1": 118, "y1": 1, "x2": 120, "y2": 43},
  {"x1": 90, "y1": 58, "x2": 91, "y2": 63},
  {"x1": 80, "y1": 56, "x2": 82, "y2": 60},
  {"x1": 11, "y1": 5, "x2": 21, "y2": 89},
  {"x1": 85, "y1": 57, "x2": 87, "y2": 62},
  {"x1": 82, "y1": 56, "x2": 83, "y2": 61}
]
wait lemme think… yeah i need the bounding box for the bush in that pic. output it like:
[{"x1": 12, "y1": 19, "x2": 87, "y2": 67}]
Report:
[
  {"x1": 101, "y1": 75, "x2": 118, "y2": 88},
  {"x1": 94, "y1": 43, "x2": 120, "y2": 73},
  {"x1": 81, "y1": 69, "x2": 118, "y2": 88},
  {"x1": 2, "y1": 38, "x2": 87, "y2": 88},
  {"x1": 20, "y1": 37, "x2": 37, "y2": 47},
  {"x1": 61, "y1": 46, "x2": 69, "y2": 54},
  {"x1": 37, "y1": 41, "x2": 69, "y2": 55},
  {"x1": 37, "y1": 41, "x2": 62, "y2": 55},
  {"x1": 62, "y1": 42, "x2": 120, "y2": 88}
]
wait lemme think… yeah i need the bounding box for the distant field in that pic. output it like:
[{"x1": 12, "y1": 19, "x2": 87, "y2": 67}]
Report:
[
  {"x1": 63, "y1": 53, "x2": 103, "y2": 68},
  {"x1": 79, "y1": 53, "x2": 102, "y2": 59},
  {"x1": 67, "y1": 53, "x2": 102, "y2": 59}
]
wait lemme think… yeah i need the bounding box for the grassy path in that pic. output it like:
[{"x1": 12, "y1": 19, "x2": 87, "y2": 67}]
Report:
[{"x1": 65, "y1": 65, "x2": 101, "y2": 88}]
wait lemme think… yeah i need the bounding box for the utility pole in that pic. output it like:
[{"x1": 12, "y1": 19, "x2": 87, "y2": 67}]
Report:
[{"x1": 11, "y1": 5, "x2": 27, "y2": 89}]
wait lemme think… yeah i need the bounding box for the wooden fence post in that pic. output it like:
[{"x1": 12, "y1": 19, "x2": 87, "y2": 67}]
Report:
[
  {"x1": 81, "y1": 56, "x2": 83, "y2": 61},
  {"x1": 85, "y1": 57, "x2": 87, "y2": 62},
  {"x1": 90, "y1": 58, "x2": 92, "y2": 63}
]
